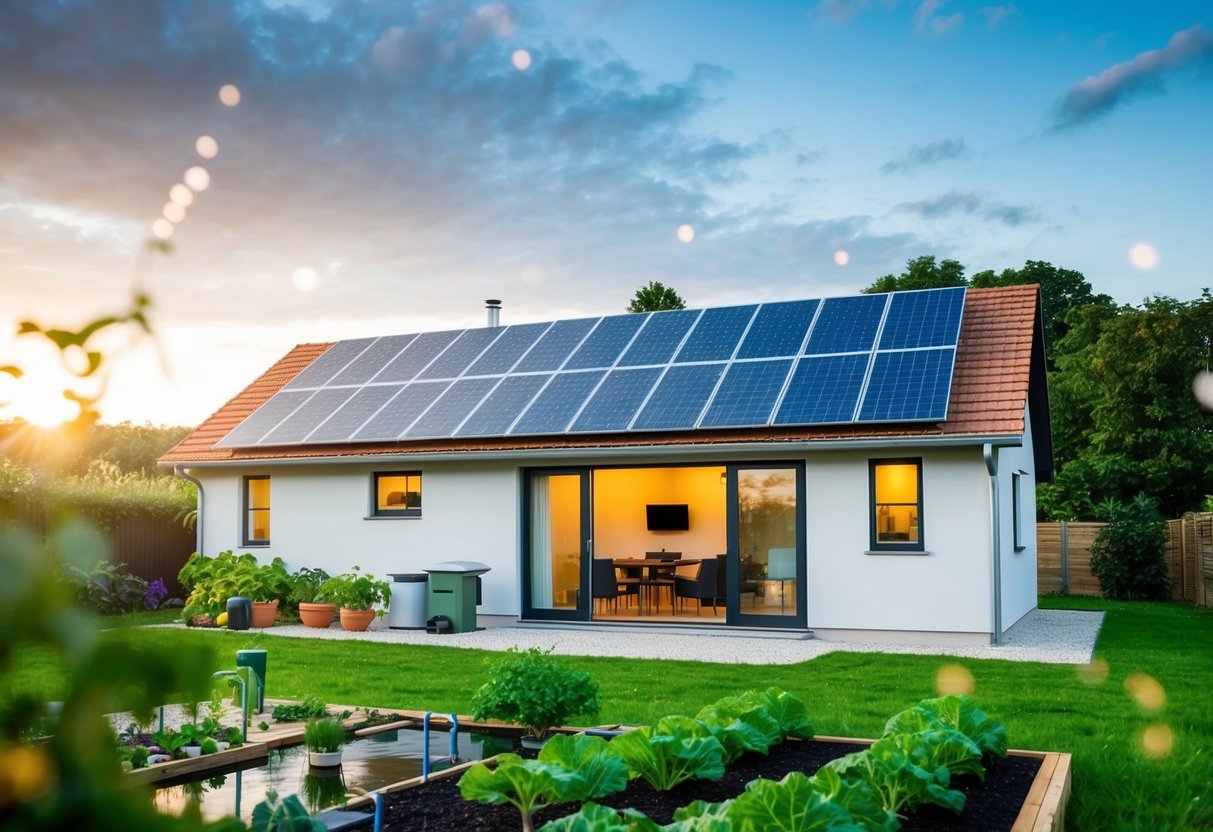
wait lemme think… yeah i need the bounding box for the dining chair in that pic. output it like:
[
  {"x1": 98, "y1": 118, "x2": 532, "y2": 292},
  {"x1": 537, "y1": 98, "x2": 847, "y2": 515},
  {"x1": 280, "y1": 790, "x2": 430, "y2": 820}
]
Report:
[{"x1": 674, "y1": 558, "x2": 718, "y2": 615}]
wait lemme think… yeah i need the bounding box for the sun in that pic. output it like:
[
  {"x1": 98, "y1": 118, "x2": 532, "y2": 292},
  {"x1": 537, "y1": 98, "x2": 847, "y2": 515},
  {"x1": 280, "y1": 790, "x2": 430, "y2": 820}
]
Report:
[{"x1": 1, "y1": 369, "x2": 79, "y2": 428}]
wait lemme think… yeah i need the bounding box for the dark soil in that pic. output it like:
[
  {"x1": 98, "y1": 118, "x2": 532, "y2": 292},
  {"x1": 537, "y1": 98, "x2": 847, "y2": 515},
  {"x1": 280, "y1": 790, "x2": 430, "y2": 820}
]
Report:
[{"x1": 368, "y1": 738, "x2": 1042, "y2": 831}]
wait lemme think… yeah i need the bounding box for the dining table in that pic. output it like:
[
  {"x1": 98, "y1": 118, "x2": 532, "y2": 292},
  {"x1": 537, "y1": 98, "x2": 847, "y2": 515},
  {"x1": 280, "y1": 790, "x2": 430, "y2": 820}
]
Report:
[{"x1": 612, "y1": 557, "x2": 703, "y2": 615}]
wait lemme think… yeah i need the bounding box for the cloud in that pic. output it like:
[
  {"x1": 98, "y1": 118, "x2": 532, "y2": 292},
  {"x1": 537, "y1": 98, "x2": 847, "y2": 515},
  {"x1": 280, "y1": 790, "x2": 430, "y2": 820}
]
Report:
[
  {"x1": 812, "y1": 0, "x2": 870, "y2": 24},
  {"x1": 881, "y1": 138, "x2": 967, "y2": 174},
  {"x1": 1054, "y1": 24, "x2": 1213, "y2": 128},
  {"x1": 977, "y1": 4, "x2": 1016, "y2": 29},
  {"x1": 896, "y1": 190, "x2": 1039, "y2": 226},
  {"x1": 913, "y1": 0, "x2": 962, "y2": 35}
]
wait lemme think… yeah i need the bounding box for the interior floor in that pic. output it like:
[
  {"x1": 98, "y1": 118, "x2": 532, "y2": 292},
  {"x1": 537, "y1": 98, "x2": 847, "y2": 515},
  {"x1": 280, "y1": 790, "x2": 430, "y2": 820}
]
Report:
[{"x1": 591, "y1": 600, "x2": 728, "y2": 624}]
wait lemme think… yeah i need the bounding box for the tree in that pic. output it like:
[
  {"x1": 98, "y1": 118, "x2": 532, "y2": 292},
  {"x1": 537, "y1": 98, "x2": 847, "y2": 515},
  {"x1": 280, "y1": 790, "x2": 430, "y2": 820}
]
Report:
[
  {"x1": 862, "y1": 255, "x2": 966, "y2": 294},
  {"x1": 970, "y1": 260, "x2": 1114, "y2": 361},
  {"x1": 627, "y1": 281, "x2": 686, "y2": 312}
]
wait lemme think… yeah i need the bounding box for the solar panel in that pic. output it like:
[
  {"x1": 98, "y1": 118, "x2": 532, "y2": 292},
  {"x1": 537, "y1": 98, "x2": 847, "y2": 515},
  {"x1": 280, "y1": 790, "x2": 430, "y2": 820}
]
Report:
[
  {"x1": 564, "y1": 315, "x2": 645, "y2": 370},
  {"x1": 571, "y1": 368, "x2": 663, "y2": 432},
  {"x1": 632, "y1": 363, "x2": 725, "y2": 430},
  {"x1": 878, "y1": 286, "x2": 966, "y2": 350},
  {"x1": 216, "y1": 286, "x2": 968, "y2": 447},
  {"x1": 406, "y1": 378, "x2": 499, "y2": 438},
  {"x1": 307, "y1": 384, "x2": 404, "y2": 442},
  {"x1": 773, "y1": 354, "x2": 870, "y2": 425},
  {"x1": 511, "y1": 371, "x2": 605, "y2": 434},
  {"x1": 736, "y1": 300, "x2": 819, "y2": 359},
  {"x1": 618, "y1": 309, "x2": 700, "y2": 366},
  {"x1": 457, "y1": 374, "x2": 551, "y2": 436},
  {"x1": 351, "y1": 381, "x2": 450, "y2": 441},
  {"x1": 675, "y1": 305, "x2": 756, "y2": 363},
  {"x1": 328, "y1": 335, "x2": 417, "y2": 386},
  {"x1": 514, "y1": 318, "x2": 598, "y2": 372},
  {"x1": 857, "y1": 348, "x2": 955, "y2": 422},
  {"x1": 372, "y1": 331, "x2": 463, "y2": 384},
  {"x1": 466, "y1": 322, "x2": 550, "y2": 375},
  {"x1": 804, "y1": 295, "x2": 887, "y2": 355},
  {"x1": 283, "y1": 338, "x2": 375, "y2": 390},
  {"x1": 699, "y1": 360, "x2": 795, "y2": 428}
]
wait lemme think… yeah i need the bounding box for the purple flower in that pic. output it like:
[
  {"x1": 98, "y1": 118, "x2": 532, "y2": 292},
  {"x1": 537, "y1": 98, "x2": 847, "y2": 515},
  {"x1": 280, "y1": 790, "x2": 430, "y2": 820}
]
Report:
[{"x1": 145, "y1": 579, "x2": 168, "y2": 610}]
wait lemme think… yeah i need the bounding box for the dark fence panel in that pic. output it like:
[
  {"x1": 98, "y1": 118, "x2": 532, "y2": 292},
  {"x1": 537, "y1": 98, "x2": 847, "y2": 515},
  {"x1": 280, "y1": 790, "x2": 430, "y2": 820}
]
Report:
[{"x1": 110, "y1": 514, "x2": 195, "y2": 599}]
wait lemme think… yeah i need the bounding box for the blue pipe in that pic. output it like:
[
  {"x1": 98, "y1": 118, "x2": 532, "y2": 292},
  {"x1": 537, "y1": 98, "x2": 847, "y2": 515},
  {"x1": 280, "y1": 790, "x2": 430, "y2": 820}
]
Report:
[
  {"x1": 372, "y1": 792, "x2": 383, "y2": 832},
  {"x1": 421, "y1": 712, "x2": 461, "y2": 782}
]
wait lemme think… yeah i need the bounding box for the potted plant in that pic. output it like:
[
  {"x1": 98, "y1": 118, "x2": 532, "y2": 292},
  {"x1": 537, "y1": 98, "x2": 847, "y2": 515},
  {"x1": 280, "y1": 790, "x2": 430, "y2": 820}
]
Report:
[
  {"x1": 290, "y1": 566, "x2": 335, "y2": 629},
  {"x1": 304, "y1": 717, "x2": 347, "y2": 768},
  {"x1": 469, "y1": 646, "x2": 600, "y2": 747},
  {"x1": 179, "y1": 723, "x2": 209, "y2": 757},
  {"x1": 178, "y1": 550, "x2": 292, "y2": 628},
  {"x1": 315, "y1": 567, "x2": 390, "y2": 632}
]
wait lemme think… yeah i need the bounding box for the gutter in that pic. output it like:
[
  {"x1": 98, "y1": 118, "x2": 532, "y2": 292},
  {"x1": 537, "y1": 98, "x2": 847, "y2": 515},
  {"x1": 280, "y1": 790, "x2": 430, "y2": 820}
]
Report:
[
  {"x1": 173, "y1": 464, "x2": 204, "y2": 556},
  {"x1": 983, "y1": 444, "x2": 1003, "y2": 646},
  {"x1": 163, "y1": 433, "x2": 1025, "y2": 469}
]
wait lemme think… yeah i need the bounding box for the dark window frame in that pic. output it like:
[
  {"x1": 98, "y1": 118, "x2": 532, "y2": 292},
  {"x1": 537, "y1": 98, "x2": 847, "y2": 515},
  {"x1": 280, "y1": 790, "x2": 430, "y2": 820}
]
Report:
[
  {"x1": 371, "y1": 471, "x2": 423, "y2": 518},
  {"x1": 868, "y1": 458, "x2": 925, "y2": 553},
  {"x1": 242, "y1": 475, "x2": 271, "y2": 546},
  {"x1": 1012, "y1": 471, "x2": 1027, "y2": 551}
]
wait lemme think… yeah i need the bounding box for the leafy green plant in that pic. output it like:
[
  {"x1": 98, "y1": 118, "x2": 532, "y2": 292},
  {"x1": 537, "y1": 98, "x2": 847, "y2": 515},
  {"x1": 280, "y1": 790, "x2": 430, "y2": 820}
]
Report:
[
  {"x1": 58, "y1": 560, "x2": 149, "y2": 614},
  {"x1": 250, "y1": 790, "x2": 325, "y2": 832},
  {"x1": 883, "y1": 695, "x2": 1007, "y2": 759},
  {"x1": 314, "y1": 566, "x2": 390, "y2": 611},
  {"x1": 693, "y1": 687, "x2": 812, "y2": 763},
  {"x1": 288, "y1": 567, "x2": 331, "y2": 606},
  {"x1": 303, "y1": 718, "x2": 347, "y2": 753},
  {"x1": 728, "y1": 770, "x2": 893, "y2": 832},
  {"x1": 536, "y1": 801, "x2": 634, "y2": 832},
  {"x1": 824, "y1": 734, "x2": 965, "y2": 818},
  {"x1": 459, "y1": 754, "x2": 580, "y2": 832},
  {"x1": 227, "y1": 726, "x2": 244, "y2": 747},
  {"x1": 1089, "y1": 494, "x2": 1171, "y2": 600},
  {"x1": 606, "y1": 716, "x2": 726, "y2": 792},
  {"x1": 271, "y1": 696, "x2": 329, "y2": 722},
  {"x1": 470, "y1": 646, "x2": 600, "y2": 740},
  {"x1": 200, "y1": 737, "x2": 218, "y2": 755},
  {"x1": 178, "y1": 550, "x2": 293, "y2": 620},
  {"x1": 149, "y1": 728, "x2": 189, "y2": 757},
  {"x1": 536, "y1": 734, "x2": 628, "y2": 803}
]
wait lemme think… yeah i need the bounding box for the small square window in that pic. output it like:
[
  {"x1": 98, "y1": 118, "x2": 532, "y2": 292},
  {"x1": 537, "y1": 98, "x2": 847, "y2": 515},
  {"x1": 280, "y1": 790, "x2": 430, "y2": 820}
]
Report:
[
  {"x1": 869, "y1": 459, "x2": 923, "y2": 552},
  {"x1": 374, "y1": 471, "x2": 422, "y2": 517},
  {"x1": 1012, "y1": 471, "x2": 1027, "y2": 551}
]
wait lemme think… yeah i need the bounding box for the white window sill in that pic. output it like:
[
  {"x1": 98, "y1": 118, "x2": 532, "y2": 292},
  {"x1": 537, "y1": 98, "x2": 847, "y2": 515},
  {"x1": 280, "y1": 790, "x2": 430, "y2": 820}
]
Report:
[
  {"x1": 864, "y1": 549, "x2": 930, "y2": 556},
  {"x1": 363, "y1": 514, "x2": 422, "y2": 520}
]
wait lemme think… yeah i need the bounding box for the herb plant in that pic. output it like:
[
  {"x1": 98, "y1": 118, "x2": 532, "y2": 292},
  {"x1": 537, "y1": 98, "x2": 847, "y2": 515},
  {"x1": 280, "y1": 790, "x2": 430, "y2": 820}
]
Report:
[
  {"x1": 271, "y1": 696, "x2": 329, "y2": 722},
  {"x1": 314, "y1": 566, "x2": 390, "y2": 611},
  {"x1": 303, "y1": 718, "x2": 347, "y2": 754},
  {"x1": 470, "y1": 646, "x2": 600, "y2": 740}
]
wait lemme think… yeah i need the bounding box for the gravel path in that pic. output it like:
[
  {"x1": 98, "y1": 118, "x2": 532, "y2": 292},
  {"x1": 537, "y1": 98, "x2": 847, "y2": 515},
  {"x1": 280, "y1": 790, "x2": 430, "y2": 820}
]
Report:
[{"x1": 161, "y1": 608, "x2": 1103, "y2": 666}]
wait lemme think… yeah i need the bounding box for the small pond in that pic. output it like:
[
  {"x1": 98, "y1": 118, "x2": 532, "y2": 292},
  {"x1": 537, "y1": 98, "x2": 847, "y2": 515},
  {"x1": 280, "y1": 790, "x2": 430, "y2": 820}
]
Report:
[{"x1": 152, "y1": 727, "x2": 510, "y2": 822}]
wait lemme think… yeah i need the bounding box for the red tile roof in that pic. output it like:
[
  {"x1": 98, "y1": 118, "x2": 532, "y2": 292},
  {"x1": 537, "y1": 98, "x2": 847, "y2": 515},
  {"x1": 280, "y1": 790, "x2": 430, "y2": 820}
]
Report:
[{"x1": 160, "y1": 285, "x2": 1043, "y2": 465}]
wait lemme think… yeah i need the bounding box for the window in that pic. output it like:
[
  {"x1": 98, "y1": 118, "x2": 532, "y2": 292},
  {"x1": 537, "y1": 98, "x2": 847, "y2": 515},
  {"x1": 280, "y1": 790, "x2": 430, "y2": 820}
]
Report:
[
  {"x1": 373, "y1": 471, "x2": 422, "y2": 517},
  {"x1": 1012, "y1": 471, "x2": 1027, "y2": 551},
  {"x1": 869, "y1": 459, "x2": 923, "y2": 552},
  {"x1": 243, "y1": 476, "x2": 271, "y2": 545}
]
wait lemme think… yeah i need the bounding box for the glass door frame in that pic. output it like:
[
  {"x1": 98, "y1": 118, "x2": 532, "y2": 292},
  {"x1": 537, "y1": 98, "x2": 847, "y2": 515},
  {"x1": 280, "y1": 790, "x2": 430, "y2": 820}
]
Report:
[
  {"x1": 725, "y1": 461, "x2": 807, "y2": 629},
  {"x1": 520, "y1": 467, "x2": 592, "y2": 622}
]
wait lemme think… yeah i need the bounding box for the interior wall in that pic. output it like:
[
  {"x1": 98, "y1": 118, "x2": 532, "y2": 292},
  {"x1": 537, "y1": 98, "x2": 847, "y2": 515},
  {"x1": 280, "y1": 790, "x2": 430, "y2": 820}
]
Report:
[{"x1": 592, "y1": 466, "x2": 726, "y2": 559}]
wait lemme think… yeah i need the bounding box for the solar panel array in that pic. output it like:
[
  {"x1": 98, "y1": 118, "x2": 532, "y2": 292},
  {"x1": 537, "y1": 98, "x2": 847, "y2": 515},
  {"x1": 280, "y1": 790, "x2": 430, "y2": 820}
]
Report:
[{"x1": 215, "y1": 286, "x2": 966, "y2": 448}]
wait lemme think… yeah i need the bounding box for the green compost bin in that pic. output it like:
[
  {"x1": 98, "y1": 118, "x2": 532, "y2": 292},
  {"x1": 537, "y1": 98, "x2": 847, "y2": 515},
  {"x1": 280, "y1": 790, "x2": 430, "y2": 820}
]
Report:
[{"x1": 424, "y1": 560, "x2": 491, "y2": 633}]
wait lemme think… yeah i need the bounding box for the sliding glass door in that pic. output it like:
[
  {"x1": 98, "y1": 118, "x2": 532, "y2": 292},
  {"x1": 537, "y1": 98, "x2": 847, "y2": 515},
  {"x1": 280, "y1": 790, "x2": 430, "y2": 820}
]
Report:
[
  {"x1": 522, "y1": 468, "x2": 591, "y2": 621},
  {"x1": 726, "y1": 464, "x2": 805, "y2": 628}
]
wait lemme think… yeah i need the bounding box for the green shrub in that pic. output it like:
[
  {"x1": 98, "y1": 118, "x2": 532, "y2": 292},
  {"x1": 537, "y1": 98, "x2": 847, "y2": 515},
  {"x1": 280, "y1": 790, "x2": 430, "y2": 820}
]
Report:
[
  {"x1": 313, "y1": 566, "x2": 389, "y2": 611},
  {"x1": 470, "y1": 646, "x2": 599, "y2": 740},
  {"x1": 178, "y1": 550, "x2": 293, "y2": 620},
  {"x1": 1090, "y1": 495, "x2": 1171, "y2": 600},
  {"x1": 59, "y1": 560, "x2": 149, "y2": 614}
]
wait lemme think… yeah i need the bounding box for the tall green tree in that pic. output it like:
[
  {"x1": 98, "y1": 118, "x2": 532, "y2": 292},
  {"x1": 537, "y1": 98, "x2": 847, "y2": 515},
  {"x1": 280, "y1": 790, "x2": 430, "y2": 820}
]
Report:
[
  {"x1": 863, "y1": 255, "x2": 966, "y2": 293},
  {"x1": 627, "y1": 281, "x2": 686, "y2": 312}
]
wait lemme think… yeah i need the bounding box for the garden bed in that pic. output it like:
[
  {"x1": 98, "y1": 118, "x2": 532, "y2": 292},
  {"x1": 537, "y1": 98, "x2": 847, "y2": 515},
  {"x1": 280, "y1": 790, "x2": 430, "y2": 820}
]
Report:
[{"x1": 343, "y1": 737, "x2": 1070, "y2": 831}]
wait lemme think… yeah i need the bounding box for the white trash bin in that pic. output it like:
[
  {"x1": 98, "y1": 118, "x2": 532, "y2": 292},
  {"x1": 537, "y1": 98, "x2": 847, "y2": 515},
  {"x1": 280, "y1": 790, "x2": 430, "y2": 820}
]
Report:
[{"x1": 387, "y1": 573, "x2": 428, "y2": 629}]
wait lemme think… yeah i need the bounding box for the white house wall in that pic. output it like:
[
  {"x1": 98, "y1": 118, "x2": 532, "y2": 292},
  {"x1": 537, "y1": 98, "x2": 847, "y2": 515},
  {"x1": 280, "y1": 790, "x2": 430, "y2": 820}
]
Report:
[{"x1": 998, "y1": 405, "x2": 1038, "y2": 632}]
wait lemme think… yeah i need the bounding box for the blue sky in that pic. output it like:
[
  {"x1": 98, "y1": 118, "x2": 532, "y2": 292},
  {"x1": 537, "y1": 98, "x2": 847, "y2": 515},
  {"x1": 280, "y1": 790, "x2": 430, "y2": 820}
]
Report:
[{"x1": 0, "y1": 0, "x2": 1210, "y2": 426}]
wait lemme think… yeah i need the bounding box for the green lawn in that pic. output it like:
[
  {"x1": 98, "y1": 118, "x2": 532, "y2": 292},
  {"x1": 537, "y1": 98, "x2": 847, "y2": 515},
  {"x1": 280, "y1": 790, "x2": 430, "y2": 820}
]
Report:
[{"x1": 14, "y1": 596, "x2": 1212, "y2": 830}]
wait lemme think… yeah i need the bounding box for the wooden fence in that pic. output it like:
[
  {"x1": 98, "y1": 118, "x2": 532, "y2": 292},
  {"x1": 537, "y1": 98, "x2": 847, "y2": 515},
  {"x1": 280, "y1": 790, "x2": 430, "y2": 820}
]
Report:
[{"x1": 1038, "y1": 512, "x2": 1213, "y2": 608}]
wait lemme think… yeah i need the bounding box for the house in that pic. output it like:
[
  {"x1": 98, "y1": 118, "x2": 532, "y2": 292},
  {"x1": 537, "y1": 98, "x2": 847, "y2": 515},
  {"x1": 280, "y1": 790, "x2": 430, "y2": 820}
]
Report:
[{"x1": 160, "y1": 284, "x2": 1050, "y2": 644}]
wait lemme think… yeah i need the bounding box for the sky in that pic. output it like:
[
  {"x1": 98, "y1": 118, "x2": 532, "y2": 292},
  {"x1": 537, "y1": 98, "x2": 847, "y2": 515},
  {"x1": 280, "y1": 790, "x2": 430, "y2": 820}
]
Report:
[{"x1": 1, "y1": 0, "x2": 1210, "y2": 428}]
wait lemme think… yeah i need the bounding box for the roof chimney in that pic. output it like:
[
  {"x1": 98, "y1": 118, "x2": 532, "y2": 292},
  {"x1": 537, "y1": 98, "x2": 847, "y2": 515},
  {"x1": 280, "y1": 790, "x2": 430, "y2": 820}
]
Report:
[{"x1": 485, "y1": 299, "x2": 502, "y2": 328}]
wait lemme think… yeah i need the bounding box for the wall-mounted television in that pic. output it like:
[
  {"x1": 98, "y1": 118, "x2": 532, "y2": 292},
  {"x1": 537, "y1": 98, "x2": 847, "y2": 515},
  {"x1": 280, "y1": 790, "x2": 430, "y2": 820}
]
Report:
[{"x1": 646, "y1": 503, "x2": 689, "y2": 532}]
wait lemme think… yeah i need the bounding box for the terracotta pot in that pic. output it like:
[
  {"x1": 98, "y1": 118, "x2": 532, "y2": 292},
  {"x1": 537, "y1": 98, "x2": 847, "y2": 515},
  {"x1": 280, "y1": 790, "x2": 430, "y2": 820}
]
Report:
[
  {"x1": 339, "y1": 608, "x2": 376, "y2": 632},
  {"x1": 299, "y1": 602, "x2": 336, "y2": 629},
  {"x1": 251, "y1": 599, "x2": 279, "y2": 628}
]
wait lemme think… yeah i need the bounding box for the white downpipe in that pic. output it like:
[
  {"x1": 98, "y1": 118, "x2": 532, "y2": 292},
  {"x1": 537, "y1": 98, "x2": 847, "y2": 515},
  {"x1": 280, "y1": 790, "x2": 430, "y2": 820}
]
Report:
[
  {"x1": 173, "y1": 465, "x2": 204, "y2": 555},
  {"x1": 983, "y1": 444, "x2": 1004, "y2": 645}
]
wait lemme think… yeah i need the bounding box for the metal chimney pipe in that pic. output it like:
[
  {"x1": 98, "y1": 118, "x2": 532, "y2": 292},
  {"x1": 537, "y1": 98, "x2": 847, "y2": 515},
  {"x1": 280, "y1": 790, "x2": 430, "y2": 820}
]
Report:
[{"x1": 485, "y1": 299, "x2": 502, "y2": 328}]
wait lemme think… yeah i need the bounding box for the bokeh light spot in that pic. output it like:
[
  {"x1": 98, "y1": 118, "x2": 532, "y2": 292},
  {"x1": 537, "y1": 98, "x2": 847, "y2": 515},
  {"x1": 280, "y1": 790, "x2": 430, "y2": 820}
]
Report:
[
  {"x1": 1124, "y1": 672, "x2": 1166, "y2": 712},
  {"x1": 1193, "y1": 371, "x2": 1213, "y2": 411},
  {"x1": 151, "y1": 219, "x2": 174, "y2": 240},
  {"x1": 512, "y1": 49, "x2": 532, "y2": 71},
  {"x1": 1139, "y1": 723, "x2": 1174, "y2": 758},
  {"x1": 935, "y1": 664, "x2": 975, "y2": 696},
  {"x1": 677, "y1": 224, "x2": 695, "y2": 244},
  {"x1": 292, "y1": 266, "x2": 320, "y2": 292},
  {"x1": 162, "y1": 202, "x2": 186, "y2": 224},
  {"x1": 184, "y1": 167, "x2": 211, "y2": 192},
  {"x1": 196, "y1": 135, "x2": 219, "y2": 159},
  {"x1": 833, "y1": 249, "x2": 850, "y2": 266},
  {"x1": 169, "y1": 184, "x2": 194, "y2": 207},
  {"x1": 219, "y1": 84, "x2": 241, "y2": 107},
  {"x1": 1077, "y1": 658, "x2": 1109, "y2": 685},
  {"x1": 1128, "y1": 242, "x2": 1158, "y2": 270}
]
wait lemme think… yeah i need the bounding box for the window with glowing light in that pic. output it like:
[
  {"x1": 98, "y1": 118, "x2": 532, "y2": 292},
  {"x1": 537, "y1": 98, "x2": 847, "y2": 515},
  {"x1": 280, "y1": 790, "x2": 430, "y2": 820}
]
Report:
[
  {"x1": 243, "y1": 476, "x2": 271, "y2": 546},
  {"x1": 869, "y1": 459, "x2": 923, "y2": 552},
  {"x1": 372, "y1": 472, "x2": 422, "y2": 517}
]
